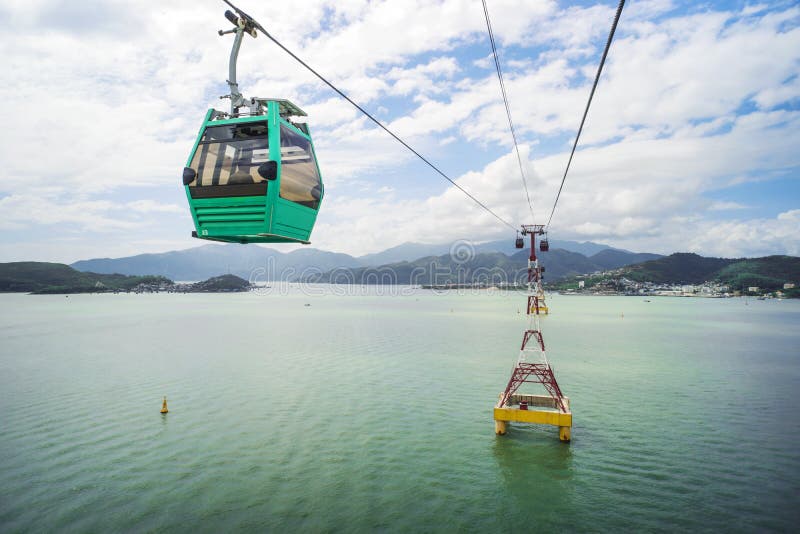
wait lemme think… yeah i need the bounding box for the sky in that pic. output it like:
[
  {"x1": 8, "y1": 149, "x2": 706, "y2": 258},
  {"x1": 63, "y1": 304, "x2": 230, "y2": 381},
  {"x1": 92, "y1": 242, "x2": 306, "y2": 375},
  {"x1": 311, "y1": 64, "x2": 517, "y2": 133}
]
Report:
[{"x1": 0, "y1": 0, "x2": 798, "y2": 263}]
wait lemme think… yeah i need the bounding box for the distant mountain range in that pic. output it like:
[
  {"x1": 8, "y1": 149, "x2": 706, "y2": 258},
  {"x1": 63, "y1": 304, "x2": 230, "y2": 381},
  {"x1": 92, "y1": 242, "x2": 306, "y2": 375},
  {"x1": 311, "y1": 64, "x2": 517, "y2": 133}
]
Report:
[
  {"x1": 71, "y1": 244, "x2": 361, "y2": 282},
  {"x1": 4, "y1": 251, "x2": 797, "y2": 294},
  {"x1": 302, "y1": 248, "x2": 663, "y2": 285},
  {"x1": 356, "y1": 238, "x2": 625, "y2": 266},
  {"x1": 70, "y1": 239, "x2": 648, "y2": 282},
  {"x1": 50, "y1": 239, "x2": 800, "y2": 291}
]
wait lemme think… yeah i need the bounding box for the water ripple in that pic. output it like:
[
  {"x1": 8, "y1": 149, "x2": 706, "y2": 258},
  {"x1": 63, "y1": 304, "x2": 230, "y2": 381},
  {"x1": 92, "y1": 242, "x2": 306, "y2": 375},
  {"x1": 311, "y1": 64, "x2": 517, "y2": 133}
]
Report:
[{"x1": 0, "y1": 293, "x2": 798, "y2": 531}]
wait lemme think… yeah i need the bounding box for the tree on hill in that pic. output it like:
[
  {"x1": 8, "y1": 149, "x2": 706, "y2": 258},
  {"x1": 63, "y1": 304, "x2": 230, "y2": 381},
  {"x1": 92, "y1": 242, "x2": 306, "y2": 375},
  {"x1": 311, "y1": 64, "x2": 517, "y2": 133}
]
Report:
[
  {"x1": 0, "y1": 262, "x2": 172, "y2": 293},
  {"x1": 716, "y1": 256, "x2": 800, "y2": 290},
  {"x1": 189, "y1": 274, "x2": 251, "y2": 292},
  {"x1": 626, "y1": 253, "x2": 735, "y2": 284}
]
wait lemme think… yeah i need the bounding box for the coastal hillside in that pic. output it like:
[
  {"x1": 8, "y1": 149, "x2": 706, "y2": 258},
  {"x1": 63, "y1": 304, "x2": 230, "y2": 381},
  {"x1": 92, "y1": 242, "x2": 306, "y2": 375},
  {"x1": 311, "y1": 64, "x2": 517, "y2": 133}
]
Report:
[
  {"x1": 190, "y1": 274, "x2": 251, "y2": 292},
  {"x1": 0, "y1": 262, "x2": 171, "y2": 294},
  {"x1": 624, "y1": 254, "x2": 800, "y2": 290},
  {"x1": 552, "y1": 254, "x2": 800, "y2": 296},
  {"x1": 625, "y1": 253, "x2": 735, "y2": 284},
  {"x1": 715, "y1": 256, "x2": 800, "y2": 290},
  {"x1": 10, "y1": 253, "x2": 798, "y2": 292},
  {"x1": 0, "y1": 263, "x2": 251, "y2": 294}
]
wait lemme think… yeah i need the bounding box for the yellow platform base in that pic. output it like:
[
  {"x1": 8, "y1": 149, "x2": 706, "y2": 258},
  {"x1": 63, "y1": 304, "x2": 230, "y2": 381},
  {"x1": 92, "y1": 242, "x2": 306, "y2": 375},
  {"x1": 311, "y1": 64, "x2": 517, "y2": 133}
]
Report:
[{"x1": 494, "y1": 394, "x2": 571, "y2": 442}]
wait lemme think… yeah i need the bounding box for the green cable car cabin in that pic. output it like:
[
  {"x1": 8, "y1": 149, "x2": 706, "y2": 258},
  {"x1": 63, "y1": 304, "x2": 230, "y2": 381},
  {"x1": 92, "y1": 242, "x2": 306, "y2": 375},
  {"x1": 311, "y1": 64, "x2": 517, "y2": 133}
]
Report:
[
  {"x1": 182, "y1": 99, "x2": 323, "y2": 244},
  {"x1": 181, "y1": 7, "x2": 323, "y2": 244}
]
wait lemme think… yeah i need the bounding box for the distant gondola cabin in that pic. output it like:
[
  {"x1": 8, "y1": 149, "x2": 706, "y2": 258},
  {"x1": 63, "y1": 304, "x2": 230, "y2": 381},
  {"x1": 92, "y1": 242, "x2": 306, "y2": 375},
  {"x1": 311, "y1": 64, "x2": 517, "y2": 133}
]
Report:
[{"x1": 540, "y1": 238, "x2": 549, "y2": 252}]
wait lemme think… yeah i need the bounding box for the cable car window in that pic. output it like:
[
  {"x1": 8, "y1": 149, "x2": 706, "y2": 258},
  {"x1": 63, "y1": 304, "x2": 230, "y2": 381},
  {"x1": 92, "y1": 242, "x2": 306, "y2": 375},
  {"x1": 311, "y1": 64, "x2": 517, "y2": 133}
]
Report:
[
  {"x1": 279, "y1": 124, "x2": 321, "y2": 209},
  {"x1": 188, "y1": 122, "x2": 269, "y2": 187}
]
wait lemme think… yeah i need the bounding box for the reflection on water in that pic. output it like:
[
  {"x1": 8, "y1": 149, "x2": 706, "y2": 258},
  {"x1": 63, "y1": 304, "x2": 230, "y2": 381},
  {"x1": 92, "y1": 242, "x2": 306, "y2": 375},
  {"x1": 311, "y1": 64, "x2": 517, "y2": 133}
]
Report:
[{"x1": 493, "y1": 429, "x2": 574, "y2": 528}]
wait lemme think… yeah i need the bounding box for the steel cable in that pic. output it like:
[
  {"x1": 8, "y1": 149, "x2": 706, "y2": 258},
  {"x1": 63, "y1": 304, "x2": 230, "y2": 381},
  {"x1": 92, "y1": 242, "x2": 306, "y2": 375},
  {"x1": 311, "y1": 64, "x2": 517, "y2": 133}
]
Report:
[
  {"x1": 482, "y1": 0, "x2": 535, "y2": 222},
  {"x1": 546, "y1": 0, "x2": 625, "y2": 229},
  {"x1": 223, "y1": 0, "x2": 517, "y2": 232}
]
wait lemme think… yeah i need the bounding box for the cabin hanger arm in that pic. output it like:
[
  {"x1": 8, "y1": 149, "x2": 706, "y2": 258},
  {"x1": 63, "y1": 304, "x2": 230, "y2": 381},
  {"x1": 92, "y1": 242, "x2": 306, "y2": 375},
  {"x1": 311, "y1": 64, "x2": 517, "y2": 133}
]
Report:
[{"x1": 219, "y1": 9, "x2": 257, "y2": 116}]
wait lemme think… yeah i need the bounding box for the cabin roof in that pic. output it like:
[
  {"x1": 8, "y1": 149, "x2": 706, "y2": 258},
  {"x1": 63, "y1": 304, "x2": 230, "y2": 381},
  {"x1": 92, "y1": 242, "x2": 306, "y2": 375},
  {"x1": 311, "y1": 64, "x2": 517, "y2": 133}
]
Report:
[{"x1": 253, "y1": 98, "x2": 307, "y2": 117}]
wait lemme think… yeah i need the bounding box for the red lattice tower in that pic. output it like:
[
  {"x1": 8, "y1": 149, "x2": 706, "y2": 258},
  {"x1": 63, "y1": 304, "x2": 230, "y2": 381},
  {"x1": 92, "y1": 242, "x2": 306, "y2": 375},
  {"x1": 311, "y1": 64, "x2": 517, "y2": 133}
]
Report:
[{"x1": 497, "y1": 225, "x2": 567, "y2": 413}]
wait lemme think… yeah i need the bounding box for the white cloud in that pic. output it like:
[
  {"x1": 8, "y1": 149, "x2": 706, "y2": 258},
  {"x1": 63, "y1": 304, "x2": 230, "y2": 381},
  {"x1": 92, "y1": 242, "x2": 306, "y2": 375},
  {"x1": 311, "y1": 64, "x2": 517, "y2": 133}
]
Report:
[
  {"x1": 311, "y1": 106, "x2": 800, "y2": 257},
  {"x1": 708, "y1": 201, "x2": 749, "y2": 211},
  {"x1": 126, "y1": 200, "x2": 184, "y2": 214},
  {"x1": 754, "y1": 74, "x2": 800, "y2": 109},
  {"x1": 685, "y1": 209, "x2": 800, "y2": 257},
  {"x1": 0, "y1": 0, "x2": 797, "y2": 262},
  {"x1": 385, "y1": 57, "x2": 460, "y2": 96},
  {"x1": 0, "y1": 194, "x2": 137, "y2": 232}
]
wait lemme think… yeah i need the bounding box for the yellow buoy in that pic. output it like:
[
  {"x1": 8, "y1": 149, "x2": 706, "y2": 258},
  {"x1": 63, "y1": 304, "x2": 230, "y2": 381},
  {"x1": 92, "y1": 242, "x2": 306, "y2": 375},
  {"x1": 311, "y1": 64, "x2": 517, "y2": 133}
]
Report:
[{"x1": 160, "y1": 396, "x2": 169, "y2": 414}]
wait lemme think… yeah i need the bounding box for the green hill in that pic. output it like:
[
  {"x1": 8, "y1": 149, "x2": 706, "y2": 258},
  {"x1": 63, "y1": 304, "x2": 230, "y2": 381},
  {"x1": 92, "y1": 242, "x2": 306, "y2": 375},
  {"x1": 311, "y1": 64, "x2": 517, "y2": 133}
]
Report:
[
  {"x1": 625, "y1": 253, "x2": 735, "y2": 284},
  {"x1": 623, "y1": 253, "x2": 800, "y2": 289},
  {"x1": 715, "y1": 256, "x2": 799, "y2": 290},
  {"x1": 190, "y1": 274, "x2": 251, "y2": 292},
  {"x1": 0, "y1": 262, "x2": 172, "y2": 294},
  {"x1": 552, "y1": 253, "x2": 800, "y2": 295}
]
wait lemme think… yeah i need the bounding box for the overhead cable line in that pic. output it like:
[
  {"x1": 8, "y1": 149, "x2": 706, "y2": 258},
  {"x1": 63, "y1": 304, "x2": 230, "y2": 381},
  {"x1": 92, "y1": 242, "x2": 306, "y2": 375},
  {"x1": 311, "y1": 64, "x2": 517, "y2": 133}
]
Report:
[
  {"x1": 481, "y1": 0, "x2": 535, "y2": 222},
  {"x1": 223, "y1": 0, "x2": 517, "y2": 232},
  {"x1": 546, "y1": 0, "x2": 626, "y2": 229}
]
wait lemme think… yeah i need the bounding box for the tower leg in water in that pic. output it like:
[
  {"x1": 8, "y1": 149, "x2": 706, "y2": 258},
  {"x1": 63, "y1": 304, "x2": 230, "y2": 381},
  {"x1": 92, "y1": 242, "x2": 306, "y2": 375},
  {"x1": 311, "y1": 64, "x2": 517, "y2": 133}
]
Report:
[{"x1": 495, "y1": 419, "x2": 507, "y2": 435}]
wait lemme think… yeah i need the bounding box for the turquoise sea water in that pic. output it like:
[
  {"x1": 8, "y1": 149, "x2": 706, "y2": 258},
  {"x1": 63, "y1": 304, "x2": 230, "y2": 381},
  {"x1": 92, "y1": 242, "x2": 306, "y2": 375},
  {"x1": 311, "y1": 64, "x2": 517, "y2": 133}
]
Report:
[{"x1": 1, "y1": 289, "x2": 798, "y2": 532}]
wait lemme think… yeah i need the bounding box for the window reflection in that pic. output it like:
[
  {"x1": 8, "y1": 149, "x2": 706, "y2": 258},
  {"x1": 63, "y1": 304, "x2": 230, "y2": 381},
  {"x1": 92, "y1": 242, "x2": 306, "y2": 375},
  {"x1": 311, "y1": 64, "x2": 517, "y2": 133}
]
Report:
[
  {"x1": 279, "y1": 124, "x2": 322, "y2": 209},
  {"x1": 189, "y1": 123, "x2": 269, "y2": 187}
]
